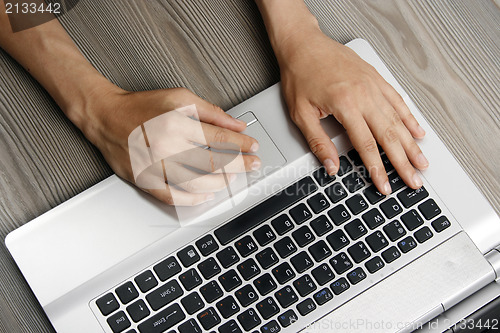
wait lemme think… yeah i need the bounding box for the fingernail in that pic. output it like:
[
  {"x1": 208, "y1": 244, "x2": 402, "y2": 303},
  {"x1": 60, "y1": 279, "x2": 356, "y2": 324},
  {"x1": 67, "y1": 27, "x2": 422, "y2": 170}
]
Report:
[
  {"x1": 383, "y1": 181, "x2": 392, "y2": 195},
  {"x1": 251, "y1": 160, "x2": 261, "y2": 170},
  {"x1": 417, "y1": 153, "x2": 429, "y2": 168},
  {"x1": 235, "y1": 118, "x2": 246, "y2": 126},
  {"x1": 324, "y1": 159, "x2": 336, "y2": 175},
  {"x1": 413, "y1": 173, "x2": 423, "y2": 188},
  {"x1": 417, "y1": 125, "x2": 426, "y2": 136},
  {"x1": 250, "y1": 142, "x2": 259, "y2": 153}
]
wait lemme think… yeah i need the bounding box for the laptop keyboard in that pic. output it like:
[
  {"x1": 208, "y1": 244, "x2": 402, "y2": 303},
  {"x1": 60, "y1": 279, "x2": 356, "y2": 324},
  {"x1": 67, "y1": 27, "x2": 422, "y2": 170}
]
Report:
[{"x1": 94, "y1": 149, "x2": 452, "y2": 333}]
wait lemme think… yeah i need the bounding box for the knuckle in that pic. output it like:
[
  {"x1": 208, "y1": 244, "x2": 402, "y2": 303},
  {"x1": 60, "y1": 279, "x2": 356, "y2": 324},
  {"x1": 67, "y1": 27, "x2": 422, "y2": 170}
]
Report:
[
  {"x1": 307, "y1": 137, "x2": 328, "y2": 156},
  {"x1": 212, "y1": 128, "x2": 228, "y2": 143},
  {"x1": 362, "y1": 138, "x2": 378, "y2": 153},
  {"x1": 390, "y1": 111, "x2": 403, "y2": 126},
  {"x1": 384, "y1": 127, "x2": 399, "y2": 144}
]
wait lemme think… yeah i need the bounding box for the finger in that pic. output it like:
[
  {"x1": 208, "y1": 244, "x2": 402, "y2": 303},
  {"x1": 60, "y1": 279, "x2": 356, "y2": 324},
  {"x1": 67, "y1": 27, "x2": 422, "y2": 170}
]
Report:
[
  {"x1": 379, "y1": 81, "x2": 426, "y2": 139},
  {"x1": 189, "y1": 94, "x2": 248, "y2": 132},
  {"x1": 164, "y1": 162, "x2": 237, "y2": 193},
  {"x1": 199, "y1": 122, "x2": 259, "y2": 153},
  {"x1": 145, "y1": 180, "x2": 215, "y2": 206},
  {"x1": 342, "y1": 111, "x2": 391, "y2": 195},
  {"x1": 291, "y1": 105, "x2": 339, "y2": 175}
]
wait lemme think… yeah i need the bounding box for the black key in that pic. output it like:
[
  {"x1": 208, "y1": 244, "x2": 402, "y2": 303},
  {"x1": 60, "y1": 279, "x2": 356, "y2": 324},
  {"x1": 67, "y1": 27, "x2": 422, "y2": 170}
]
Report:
[
  {"x1": 274, "y1": 236, "x2": 297, "y2": 258},
  {"x1": 326, "y1": 229, "x2": 350, "y2": 251},
  {"x1": 432, "y1": 216, "x2": 451, "y2": 232},
  {"x1": 363, "y1": 185, "x2": 386, "y2": 204},
  {"x1": 325, "y1": 182, "x2": 348, "y2": 203},
  {"x1": 278, "y1": 309, "x2": 298, "y2": 328},
  {"x1": 146, "y1": 280, "x2": 183, "y2": 311},
  {"x1": 256, "y1": 247, "x2": 279, "y2": 269},
  {"x1": 216, "y1": 295, "x2": 240, "y2": 319},
  {"x1": 237, "y1": 308, "x2": 261, "y2": 331},
  {"x1": 330, "y1": 277, "x2": 350, "y2": 295},
  {"x1": 126, "y1": 299, "x2": 150, "y2": 323},
  {"x1": 253, "y1": 225, "x2": 276, "y2": 247},
  {"x1": 178, "y1": 319, "x2": 201, "y2": 333},
  {"x1": 154, "y1": 256, "x2": 182, "y2": 282},
  {"x1": 107, "y1": 311, "x2": 131, "y2": 333},
  {"x1": 388, "y1": 172, "x2": 405, "y2": 192},
  {"x1": 307, "y1": 193, "x2": 330, "y2": 214},
  {"x1": 347, "y1": 241, "x2": 371, "y2": 263},
  {"x1": 338, "y1": 156, "x2": 353, "y2": 176},
  {"x1": 362, "y1": 208, "x2": 385, "y2": 229},
  {"x1": 178, "y1": 246, "x2": 201, "y2": 268},
  {"x1": 237, "y1": 258, "x2": 261, "y2": 281},
  {"x1": 195, "y1": 235, "x2": 218, "y2": 257},
  {"x1": 235, "y1": 285, "x2": 259, "y2": 307},
  {"x1": 215, "y1": 177, "x2": 317, "y2": 245},
  {"x1": 181, "y1": 292, "x2": 204, "y2": 315},
  {"x1": 401, "y1": 209, "x2": 424, "y2": 231},
  {"x1": 365, "y1": 256, "x2": 385, "y2": 273},
  {"x1": 344, "y1": 219, "x2": 368, "y2": 240},
  {"x1": 290, "y1": 251, "x2": 314, "y2": 273},
  {"x1": 293, "y1": 274, "x2": 317, "y2": 297},
  {"x1": 383, "y1": 220, "x2": 407, "y2": 241},
  {"x1": 198, "y1": 258, "x2": 221, "y2": 280},
  {"x1": 200, "y1": 280, "x2": 223, "y2": 303},
  {"x1": 218, "y1": 269, "x2": 242, "y2": 292},
  {"x1": 272, "y1": 262, "x2": 296, "y2": 285},
  {"x1": 308, "y1": 240, "x2": 332, "y2": 262},
  {"x1": 235, "y1": 235, "x2": 259, "y2": 258},
  {"x1": 365, "y1": 231, "x2": 389, "y2": 252},
  {"x1": 219, "y1": 320, "x2": 243, "y2": 333},
  {"x1": 138, "y1": 303, "x2": 185, "y2": 333},
  {"x1": 414, "y1": 226, "x2": 434, "y2": 243},
  {"x1": 342, "y1": 172, "x2": 365, "y2": 193},
  {"x1": 345, "y1": 194, "x2": 369, "y2": 215},
  {"x1": 330, "y1": 252, "x2": 353, "y2": 274},
  {"x1": 254, "y1": 273, "x2": 278, "y2": 296},
  {"x1": 380, "y1": 198, "x2": 403, "y2": 219},
  {"x1": 311, "y1": 263, "x2": 335, "y2": 285},
  {"x1": 397, "y1": 186, "x2": 429, "y2": 208},
  {"x1": 310, "y1": 215, "x2": 333, "y2": 236},
  {"x1": 312, "y1": 288, "x2": 334, "y2": 306},
  {"x1": 381, "y1": 154, "x2": 394, "y2": 172},
  {"x1": 419, "y1": 199, "x2": 442, "y2": 220},
  {"x1": 179, "y1": 268, "x2": 203, "y2": 291},
  {"x1": 327, "y1": 204, "x2": 351, "y2": 226},
  {"x1": 346, "y1": 267, "x2": 367, "y2": 285},
  {"x1": 256, "y1": 297, "x2": 280, "y2": 320},
  {"x1": 289, "y1": 203, "x2": 312, "y2": 224},
  {"x1": 260, "y1": 320, "x2": 280, "y2": 333},
  {"x1": 197, "y1": 307, "x2": 221, "y2": 330},
  {"x1": 312, "y1": 166, "x2": 336, "y2": 186},
  {"x1": 135, "y1": 270, "x2": 158, "y2": 293},
  {"x1": 216, "y1": 247, "x2": 240, "y2": 269},
  {"x1": 275, "y1": 285, "x2": 298, "y2": 308},
  {"x1": 297, "y1": 298, "x2": 317, "y2": 316},
  {"x1": 116, "y1": 282, "x2": 139, "y2": 305},
  {"x1": 292, "y1": 226, "x2": 316, "y2": 247},
  {"x1": 97, "y1": 293, "x2": 119, "y2": 316},
  {"x1": 381, "y1": 246, "x2": 401, "y2": 263},
  {"x1": 271, "y1": 215, "x2": 294, "y2": 235},
  {"x1": 347, "y1": 149, "x2": 363, "y2": 166},
  {"x1": 398, "y1": 236, "x2": 418, "y2": 253}
]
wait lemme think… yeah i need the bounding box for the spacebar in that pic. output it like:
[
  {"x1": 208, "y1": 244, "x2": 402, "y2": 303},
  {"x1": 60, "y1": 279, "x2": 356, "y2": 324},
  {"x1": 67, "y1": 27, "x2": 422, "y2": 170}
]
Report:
[{"x1": 215, "y1": 177, "x2": 317, "y2": 245}]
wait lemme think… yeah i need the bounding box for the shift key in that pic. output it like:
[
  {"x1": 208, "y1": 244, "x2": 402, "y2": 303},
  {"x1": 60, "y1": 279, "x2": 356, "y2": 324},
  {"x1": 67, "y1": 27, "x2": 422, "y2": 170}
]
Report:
[
  {"x1": 138, "y1": 303, "x2": 185, "y2": 333},
  {"x1": 146, "y1": 280, "x2": 183, "y2": 311}
]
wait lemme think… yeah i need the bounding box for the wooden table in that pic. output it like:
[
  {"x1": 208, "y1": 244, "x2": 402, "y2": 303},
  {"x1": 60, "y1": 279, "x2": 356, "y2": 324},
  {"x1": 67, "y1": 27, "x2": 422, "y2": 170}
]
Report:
[{"x1": 0, "y1": 1, "x2": 498, "y2": 332}]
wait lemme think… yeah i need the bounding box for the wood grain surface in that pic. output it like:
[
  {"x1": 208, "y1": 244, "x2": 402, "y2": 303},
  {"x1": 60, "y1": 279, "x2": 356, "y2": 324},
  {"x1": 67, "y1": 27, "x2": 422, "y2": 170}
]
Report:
[{"x1": 0, "y1": 0, "x2": 499, "y2": 332}]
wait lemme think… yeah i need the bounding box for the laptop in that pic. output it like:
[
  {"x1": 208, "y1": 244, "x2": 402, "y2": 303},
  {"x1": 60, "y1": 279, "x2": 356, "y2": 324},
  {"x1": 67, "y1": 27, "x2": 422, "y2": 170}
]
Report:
[{"x1": 6, "y1": 38, "x2": 500, "y2": 333}]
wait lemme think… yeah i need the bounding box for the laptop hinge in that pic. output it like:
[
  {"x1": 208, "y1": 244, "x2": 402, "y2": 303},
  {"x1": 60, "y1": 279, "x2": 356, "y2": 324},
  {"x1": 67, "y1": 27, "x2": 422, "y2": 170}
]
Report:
[{"x1": 485, "y1": 247, "x2": 500, "y2": 282}]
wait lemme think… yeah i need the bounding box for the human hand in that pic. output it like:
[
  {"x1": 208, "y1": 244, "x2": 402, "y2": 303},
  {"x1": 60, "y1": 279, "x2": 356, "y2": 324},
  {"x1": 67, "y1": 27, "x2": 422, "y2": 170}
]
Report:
[
  {"x1": 78, "y1": 86, "x2": 261, "y2": 205},
  {"x1": 275, "y1": 28, "x2": 428, "y2": 195}
]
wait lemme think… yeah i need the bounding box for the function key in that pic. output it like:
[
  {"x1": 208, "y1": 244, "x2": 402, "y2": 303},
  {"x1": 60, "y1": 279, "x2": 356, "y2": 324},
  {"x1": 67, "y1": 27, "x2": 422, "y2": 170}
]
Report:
[
  {"x1": 181, "y1": 292, "x2": 205, "y2": 315},
  {"x1": 401, "y1": 209, "x2": 424, "y2": 231},
  {"x1": 289, "y1": 203, "x2": 312, "y2": 224},
  {"x1": 134, "y1": 270, "x2": 158, "y2": 293},
  {"x1": 138, "y1": 303, "x2": 185, "y2": 333},
  {"x1": 380, "y1": 198, "x2": 403, "y2": 219},
  {"x1": 256, "y1": 297, "x2": 280, "y2": 320},
  {"x1": 253, "y1": 225, "x2": 276, "y2": 247},
  {"x1": 383, "y1": 220, "x2": 407, "y2": 242},
  {"x1": 196, "y1": 234, "x2": 219, "y2": 257},
  {"x1": 397, "y1": 186, "x2": 429, "y2": 208},
  {"x1": 365, "y1": 256, "x2": 385, "y2": 273},
  {"x1": 388, "y1": 172, "x2": 405, "y2": 192},
  {"x1": 278, "y1": 309, "x2": 298, "y2": 328},
  {"x1": 146, "y1": 280, "x2": 183, "y2": 311},
  {"x1": 310, "y1": 215, "x2": 333, "y2": 236},
  {"x1": 154, "y1": 256, "x2": 182, "y2": 281},
  {"x1": 414, "y1": 226, "x2": 434, "y2": 243},
  {"x1": 346, "y1": 267, "x2": 367, "y2": 285},
  {"x1": 177, "y1": 246, "x2": 200, "y2": 268},
  {"x1": 346, "y1": 194, "x2": 369, "y2": 215},
  {"x1": 344, "y1": 219, "x2": 368, "y2": 240},
  {"x1": 338, "y1": 156, "x2": 353, "y2": 176},
  {"x1": 330, "y1": 277, "x2": 350, "y2": 295},
  {"x1": 327, "y1": 204, "x2": 351, "y2": 226},
  {"x1": 312, "y1": 288, "x2": 334, "y2": 306},
  {"x1": 325, "y1": 182, "x2": 348, "y2": 203},
  {"x1": 381, "y1": 246, "x2": 401, "y2": 263},
  {"x1": 297, "y1": 298, "x2": 316, "y2": 316},
  {"x1": 107, "y1": 311, "x2": 131, "y2": 333},
  {"x1": 96, "y1": 293, "x2": 119, "y2": 316},
  {"x1": 312, "y1": 166, "x2": 336, "y2": 186},
  {"x1": 198, "y1": 258, "x2": 221, "y2": 280},
  {"x1": 397, "y1": 236, "x2": 418, "y2": 253},
  {"x1": 216, "y1": 246, "x2": 240, "y2": 268},
  {"x1": 261, "y1": 320, "x2": 281, "y2": 333},
  {"x1": 116, "y1": 281, "x2": 139, "y2": 305},
  {"x1": 347, "y1": 149, "x2": 363, "y2": 166},
  {"x1": 237, "y1": 308, "x2": 261, "y2": 331},
  {"x1": 235, "y1": 235, "x2": 258, "y2": 257},
  {"x1": 342, "y1": 172, "x2": 365, "y2": 193},
  {"x1": 419, "y1": 199, "x2": 442, "y2": 220},
  {"x1": 307, "y1": 192, "x2": 331, "y2": 214},
  {"x1": 363, "y1": 185, "x2": 386, "y2": 204},
  {"x1": 197, "y1": 307, "x2": 221, "y2": 330},
  {"x1": 271, "y1": 214, "x2": 294, "y2": 235},
  {"x1": 431, "y1": 216, "x2": 451, "y2": 232}
]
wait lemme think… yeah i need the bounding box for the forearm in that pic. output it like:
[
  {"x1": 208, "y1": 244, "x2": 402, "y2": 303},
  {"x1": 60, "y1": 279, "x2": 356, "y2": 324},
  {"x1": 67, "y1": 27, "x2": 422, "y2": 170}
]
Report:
[{"x1": 0, "y1": 0, "x2": 118, "y2": 138}]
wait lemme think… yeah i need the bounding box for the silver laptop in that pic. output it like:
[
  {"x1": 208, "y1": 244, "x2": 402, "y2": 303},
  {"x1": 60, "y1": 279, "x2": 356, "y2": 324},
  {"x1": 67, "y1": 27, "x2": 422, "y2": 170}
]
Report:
[{"x1": 6, "y1": 39, "x2": 500, "y2": 333}]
